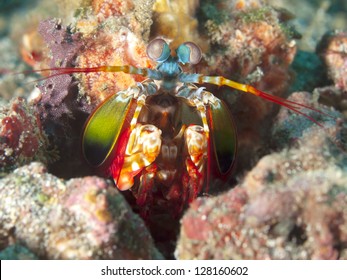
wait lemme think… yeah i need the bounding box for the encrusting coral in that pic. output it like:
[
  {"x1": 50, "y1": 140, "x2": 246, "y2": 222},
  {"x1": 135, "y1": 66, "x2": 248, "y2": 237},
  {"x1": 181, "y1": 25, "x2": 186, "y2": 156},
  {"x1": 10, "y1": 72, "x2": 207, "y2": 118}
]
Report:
[{"x1": 74, "y1": 0, "x2": 156, "y2": 105}]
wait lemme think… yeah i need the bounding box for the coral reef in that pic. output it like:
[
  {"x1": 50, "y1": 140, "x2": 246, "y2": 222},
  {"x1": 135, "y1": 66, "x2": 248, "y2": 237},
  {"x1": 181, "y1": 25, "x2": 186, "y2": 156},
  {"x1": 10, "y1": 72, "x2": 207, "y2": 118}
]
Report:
[
  {"x1": 14, "y1": 0, "x2": 156, "y2": 107},
  {"x1": 76, "y1": 28, "x2": 154, "y2": 105},
  {"x1": 201, "y1": 4, "x2": 298, "y2": 172},
  {"x1": 0, "y1": 97, "x2": 49, "y2": 172},
  {"x1": 74, "y1": 0, "x2": 155, "y2": 105},
  {"x1": 0, "y1": 0, "x2": 346, "y2": 260},
  {"x1": 176, "y1": 105, "x2": 347, "y2": 259},
  {"x1": 77, "y1": 0, "x2": 154, "y2": 39},
  {"x1": 26, "y1": 1, "x2": 156, "y2": 178},
  {"x1": 26, "y1": 19, "x2": 92, "y2": 178},
  {"x1": 204, "y1": 4, "x2": 296, "y2": 97},
  {"x1": 0, "y1": 162, "x2": 163, "y2": 259},
  {"x1": 36, "y1": 19, "x2": 86, "y2": 119}
]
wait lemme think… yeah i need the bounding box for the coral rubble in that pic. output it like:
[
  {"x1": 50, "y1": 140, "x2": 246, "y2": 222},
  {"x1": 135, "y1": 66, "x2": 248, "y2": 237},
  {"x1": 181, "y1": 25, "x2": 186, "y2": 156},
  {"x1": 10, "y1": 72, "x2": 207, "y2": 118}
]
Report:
[{"x1": 0, "y1": 162, "x2": 162, "y2": 259}]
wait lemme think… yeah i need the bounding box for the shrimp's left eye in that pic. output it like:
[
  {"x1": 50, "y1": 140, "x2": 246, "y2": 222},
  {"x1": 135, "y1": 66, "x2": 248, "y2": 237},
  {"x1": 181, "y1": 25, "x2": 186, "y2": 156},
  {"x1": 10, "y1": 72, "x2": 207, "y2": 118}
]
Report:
[
  {"x1": 146, "y1": 38, "x2": 171, "y2": 63},
  {"x1": 176, "y1": 42, "x2": 202, "y2": 65}
]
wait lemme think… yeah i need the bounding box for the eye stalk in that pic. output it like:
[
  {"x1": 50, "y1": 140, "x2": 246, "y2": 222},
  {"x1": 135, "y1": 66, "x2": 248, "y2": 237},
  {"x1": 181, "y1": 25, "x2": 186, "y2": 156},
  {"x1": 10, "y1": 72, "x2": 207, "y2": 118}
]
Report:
[
  {"x1": 146, "y1": 38, "x2": 171, "y2": 63},
  {"x1": 176, "y1": 42, "x2": 202, "y2": 65}
]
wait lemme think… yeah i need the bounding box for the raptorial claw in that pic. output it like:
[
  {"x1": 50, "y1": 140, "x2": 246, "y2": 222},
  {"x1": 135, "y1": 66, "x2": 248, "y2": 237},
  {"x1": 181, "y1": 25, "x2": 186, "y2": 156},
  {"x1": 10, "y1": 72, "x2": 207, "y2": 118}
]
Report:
[
  {"x1": 115, "y1": 124, "x2": 162, "y2": 190},
  {"x1": 185, "y1": 125, "x2": 207, "y2": 173}
]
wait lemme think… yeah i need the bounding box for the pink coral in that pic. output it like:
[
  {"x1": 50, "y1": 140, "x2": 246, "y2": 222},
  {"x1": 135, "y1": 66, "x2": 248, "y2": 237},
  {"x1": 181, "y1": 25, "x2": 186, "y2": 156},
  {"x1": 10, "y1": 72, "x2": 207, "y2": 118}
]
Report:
[{"x1": 0, "y1": 98, "x2": 49, "y2": 170}]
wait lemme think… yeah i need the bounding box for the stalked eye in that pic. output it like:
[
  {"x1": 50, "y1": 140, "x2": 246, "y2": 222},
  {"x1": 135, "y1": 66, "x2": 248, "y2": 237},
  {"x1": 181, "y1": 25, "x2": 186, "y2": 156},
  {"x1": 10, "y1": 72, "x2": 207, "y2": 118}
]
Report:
[
  {"x1": 146, "y1": 38, "x2": 171, "y2": 63},
  {"x1": 176, "y1": 42, "x2": 202, "y2": 65}
]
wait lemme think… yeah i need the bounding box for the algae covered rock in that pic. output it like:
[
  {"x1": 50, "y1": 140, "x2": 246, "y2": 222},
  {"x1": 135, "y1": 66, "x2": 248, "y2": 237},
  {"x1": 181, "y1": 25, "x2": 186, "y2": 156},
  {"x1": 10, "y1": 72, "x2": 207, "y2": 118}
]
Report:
[{"x1": 0, "y1": 162, "x2": 162, "y2": 259}]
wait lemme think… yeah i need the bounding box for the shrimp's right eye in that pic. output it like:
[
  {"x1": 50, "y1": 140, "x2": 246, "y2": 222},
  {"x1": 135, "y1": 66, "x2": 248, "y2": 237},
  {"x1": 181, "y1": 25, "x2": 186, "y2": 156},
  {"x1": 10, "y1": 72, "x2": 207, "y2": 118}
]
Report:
[
  {"x1": 176, "y1": 42, "x2": 202, "y2": 65},
  {"x1": 146, "y1": 38, "x2": 171, "y2": 63}
]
